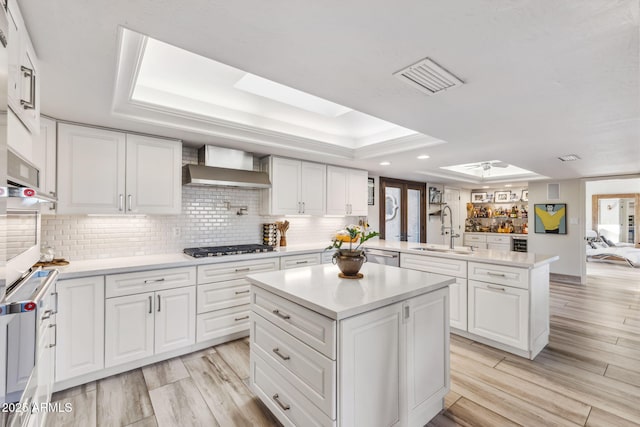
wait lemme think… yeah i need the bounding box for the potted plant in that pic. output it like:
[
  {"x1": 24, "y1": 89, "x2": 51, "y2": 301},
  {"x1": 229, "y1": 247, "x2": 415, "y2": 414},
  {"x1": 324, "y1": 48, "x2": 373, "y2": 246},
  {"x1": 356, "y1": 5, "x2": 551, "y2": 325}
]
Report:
[{"x1": 326, "y1": 224, "x2": 379, "y2": 277}]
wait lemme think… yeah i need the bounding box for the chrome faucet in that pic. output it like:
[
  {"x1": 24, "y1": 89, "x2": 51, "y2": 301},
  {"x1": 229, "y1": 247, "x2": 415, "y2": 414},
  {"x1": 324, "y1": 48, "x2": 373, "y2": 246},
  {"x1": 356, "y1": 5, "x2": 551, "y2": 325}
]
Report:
[{"x1": 441, "y1": 205, "x2": 460, "y2": 249}]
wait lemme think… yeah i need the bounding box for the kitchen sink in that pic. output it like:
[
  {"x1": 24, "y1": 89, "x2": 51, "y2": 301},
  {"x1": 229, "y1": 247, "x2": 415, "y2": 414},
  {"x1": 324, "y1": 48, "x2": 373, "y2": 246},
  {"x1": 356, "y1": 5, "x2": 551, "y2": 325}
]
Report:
[{"x1": 409, "y1": 247, "x2": 475, "y2": 255}]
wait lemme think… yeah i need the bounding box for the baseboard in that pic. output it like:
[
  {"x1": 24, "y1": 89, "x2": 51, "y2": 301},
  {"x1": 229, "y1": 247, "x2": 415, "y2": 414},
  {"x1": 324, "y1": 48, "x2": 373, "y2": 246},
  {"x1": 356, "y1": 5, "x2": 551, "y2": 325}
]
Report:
[{"x1": 550, "y1": 273, "x2": 582, "y2": 285}]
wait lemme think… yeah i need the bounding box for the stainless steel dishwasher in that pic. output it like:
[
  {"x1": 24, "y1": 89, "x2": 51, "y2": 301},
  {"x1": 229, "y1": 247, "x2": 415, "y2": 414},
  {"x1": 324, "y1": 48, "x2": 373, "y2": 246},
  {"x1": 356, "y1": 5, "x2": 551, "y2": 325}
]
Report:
[{"x1": 364, "y1": 248, "x2": 400, "y2": 267}]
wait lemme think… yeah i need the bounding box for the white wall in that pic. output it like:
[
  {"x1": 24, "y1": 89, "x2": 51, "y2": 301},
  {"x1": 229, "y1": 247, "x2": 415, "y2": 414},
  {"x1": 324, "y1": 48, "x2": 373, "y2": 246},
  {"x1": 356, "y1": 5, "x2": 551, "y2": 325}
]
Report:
[{"x1": 527, "y1": 179, "x2": 585, "y2": 280}]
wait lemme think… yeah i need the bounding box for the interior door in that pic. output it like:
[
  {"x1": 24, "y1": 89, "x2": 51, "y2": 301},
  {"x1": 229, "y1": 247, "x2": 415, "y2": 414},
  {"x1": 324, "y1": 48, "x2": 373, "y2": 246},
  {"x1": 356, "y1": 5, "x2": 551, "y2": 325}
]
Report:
[{"x1": 380, "y1": 178, "x2": 426, "y2": 242}]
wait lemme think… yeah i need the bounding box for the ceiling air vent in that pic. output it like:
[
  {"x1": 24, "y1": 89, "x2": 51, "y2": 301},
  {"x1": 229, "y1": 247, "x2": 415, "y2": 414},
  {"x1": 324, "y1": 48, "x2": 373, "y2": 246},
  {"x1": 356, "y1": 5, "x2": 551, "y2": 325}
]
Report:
[
  {"x1": 558, "y1": 154, "x2": 581, "y2": 162},
  {"x1": 393, "y1": 58, "x2": 464, "y2": 95}
]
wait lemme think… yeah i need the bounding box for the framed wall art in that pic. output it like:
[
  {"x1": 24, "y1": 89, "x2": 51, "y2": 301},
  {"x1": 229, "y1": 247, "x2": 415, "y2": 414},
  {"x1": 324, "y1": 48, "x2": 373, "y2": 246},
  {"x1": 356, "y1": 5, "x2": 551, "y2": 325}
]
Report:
[
  {"x1": 534, "y1": 203, "x2": 567, "y2": 234},
  {"x1": 368, "y1": 178, "x2": 375, "y2": 205},
  {"x1": 494, "y1": 191, "x2": 510, "y2": 202},
  {"x1": 471, "y1": 192, "x2": 486, "y2": 203},
  {"x1": 521, "y1": 190, "x2": 529, "y2": 201}
]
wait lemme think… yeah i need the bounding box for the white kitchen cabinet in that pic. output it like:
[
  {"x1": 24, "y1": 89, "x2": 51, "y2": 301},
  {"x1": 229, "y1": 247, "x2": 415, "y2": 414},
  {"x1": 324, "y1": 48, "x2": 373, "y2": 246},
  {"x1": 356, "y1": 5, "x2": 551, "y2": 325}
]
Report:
[
  {"x1": 32, "y1": 117, "x2": 57, "y2": 214},
  {"x1": 7, "y1": 0, "x2": 40, "y2": 134},
  {"x1": 326, "y1": 166, "x2": 368, "y2": 216},
  {"x1": 196, "y1": 259, "x2": 278, "y2": 343},
  {"x1": 55, "y1": 276, "x2": 105, "y2": 382},
  {"x1": 57, "y1": 123, "x2": 182, "y2": 214},
  {"x1": 279, "y1": 253, "x2": 322, "y2": 270},
  {"x1": 251, "y1": 283, "x2": 449, "y2": 427},
  {"x1": 104, "y1": 292, "x2": 155, "y2": 367},
  {"x1": 260, "y1": 156, "x2": 326, "y2": 215},
  {"x1": 463, "y1": 233, "x2": 488, "y2": 250},
  {"x1": 400, "y1": 253, "x2": 467, "y2": 331},
  {"x1": 487, "y1": 235, "x2": 511, "y2": 252},
  {"x1": 468, "y1": 279, "x2": 529, "y2": 350},
  {"x1": 104, "y1": 268, "x2": 196, "y2": 368}
]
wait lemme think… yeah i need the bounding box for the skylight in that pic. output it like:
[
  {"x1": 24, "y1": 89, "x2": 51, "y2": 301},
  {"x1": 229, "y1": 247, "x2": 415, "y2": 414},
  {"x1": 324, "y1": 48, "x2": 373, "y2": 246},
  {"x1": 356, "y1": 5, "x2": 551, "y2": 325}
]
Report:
[
  {"x1": 440, "y1": 160, "x2": 537, "y2": 179},
  {"x1": 126, "y1": 31, "x2": 421, "y2": 148},
  {"x1": 234, "y1": 74, "x2": 353, "y2": 117}
]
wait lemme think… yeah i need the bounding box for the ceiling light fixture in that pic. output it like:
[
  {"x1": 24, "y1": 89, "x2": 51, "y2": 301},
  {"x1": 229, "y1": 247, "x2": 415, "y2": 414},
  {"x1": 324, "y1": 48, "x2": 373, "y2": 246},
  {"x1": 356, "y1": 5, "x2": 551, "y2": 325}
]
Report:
[
  {"x1": 379, "y1": 161, "x2": 391, "y2": 166},
  {"x1": 234, "y1": 73, "x2": 353, "y2": 117},
  {"x1": 504, "y1": 184, "x2": 512, "y2": 187},
  {"x1": 417, "y1": 155, "x2": 430, "y2": 159},
  {"x1": 558, "y1": 154, "x2": 581, "y2": 162},
  {"x1": 482, "y1": 186, "x2": 490, "y2": 189}
]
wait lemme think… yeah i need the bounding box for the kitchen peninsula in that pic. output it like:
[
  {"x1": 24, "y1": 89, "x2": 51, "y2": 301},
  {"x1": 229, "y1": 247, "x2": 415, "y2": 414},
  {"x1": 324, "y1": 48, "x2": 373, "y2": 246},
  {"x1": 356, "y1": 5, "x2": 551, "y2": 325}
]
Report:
[{"x1": 246, "y1": 263, "x2": 454, "y2": 427}]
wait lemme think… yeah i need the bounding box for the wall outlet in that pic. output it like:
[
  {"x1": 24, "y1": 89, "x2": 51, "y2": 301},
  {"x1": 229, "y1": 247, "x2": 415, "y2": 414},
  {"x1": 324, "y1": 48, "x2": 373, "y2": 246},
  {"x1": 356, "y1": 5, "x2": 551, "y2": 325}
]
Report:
[{"x1": 172, "y1": 227, "x2": 181, "y2": 237}]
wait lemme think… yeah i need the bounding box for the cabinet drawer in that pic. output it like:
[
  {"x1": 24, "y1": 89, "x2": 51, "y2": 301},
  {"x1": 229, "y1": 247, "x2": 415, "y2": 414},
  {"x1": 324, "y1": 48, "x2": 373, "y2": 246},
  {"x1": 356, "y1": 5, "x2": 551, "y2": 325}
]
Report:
[
  {"x1": 487, "y1": 235, "x2": 511, "y2": 244},
  {"x1": 280, "y1": 253, "x2": 322, "y2": 270},
  {"x1": 321, "y1": 251, "x2": 335, "y2": 264},
  {"x1": 198, "y1": 259, "x2": 279, "y2": 284},
  {"x1": 464, "y1": 234, "x2": 486, "y2": 243},
  {"x1": 487, "y1": 243, "x2": 510, "y2": 252},
  {"x1": 196, "y1": 304, "x2": 250, "y2": 343},
  {"x1": 106, "y1": 266, "x2": 196, "y2": 298},
  {"x1": 468, "y1": 262, "x2": 529, "y2": 289},
  {"x1": 251, "y1": 313, "x2": 336, "y2": 418},
  {"x1": 197, "y1": 279, "x2": 251, "y2": 314},
  {"x1": 251, "y1": 287, "x2": 336, "y2": 359},
  {"x1": 400, "y1": 253, "x2": 467, "y2": 278},
  {"x1": 251, "y1": 351, "x2": 335, "y2": 427}
]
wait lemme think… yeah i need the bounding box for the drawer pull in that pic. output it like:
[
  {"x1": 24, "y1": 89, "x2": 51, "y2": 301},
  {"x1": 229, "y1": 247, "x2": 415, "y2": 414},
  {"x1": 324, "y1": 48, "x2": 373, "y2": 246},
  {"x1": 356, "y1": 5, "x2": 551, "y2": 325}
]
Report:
[
  {"x1": 144, "y1": 278, "x2": 166, "y2": 284},
  {"x1": 272, "y1": 394, "x2": 291, "y2": 411},
  {"x1": 487, "y1": 285, "x2": 506, "y2": 292},
  {"x1": 235, "y1": 268, "x2": 251, "y2": 272},
  {"x1": 234, "y1": 315, "x2": 249, "y2": 321},
  {"x1": 235, "y1": 290, "x2": 250, "y2": 295},
  {"x1": 48, "y1": 324, "x2": 57, "y2": 348},
  {"x1": 272, "y1": 347, "x2": 291, "y2": 361},
  {"x1": 295, "y1": 261, "x2": 308, "y2": 264},
  {"x1": 486, "y1": 272, "x2": 506, "y2": 277},
  {"x1": 272, "y1": 309, "x2": 291, "y2": 320}
]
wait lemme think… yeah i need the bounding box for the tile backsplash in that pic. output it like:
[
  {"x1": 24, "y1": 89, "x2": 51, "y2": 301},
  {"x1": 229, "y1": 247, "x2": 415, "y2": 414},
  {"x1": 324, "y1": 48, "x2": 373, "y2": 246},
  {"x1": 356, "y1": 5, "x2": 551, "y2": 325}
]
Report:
[{"x1": 41, "y1": 147, "x2": 357, "y2": 261}]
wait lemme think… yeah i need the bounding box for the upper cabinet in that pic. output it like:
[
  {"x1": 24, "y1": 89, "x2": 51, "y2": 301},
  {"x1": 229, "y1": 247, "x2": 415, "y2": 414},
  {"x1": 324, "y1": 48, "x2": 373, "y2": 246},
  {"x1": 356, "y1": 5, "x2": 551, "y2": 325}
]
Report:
[
  {"x1": 57, "y1": 124, "x2": 182, "y2": 215},
  {"x1": 260, "y1": 156, "x2": 326, "y2": 216},
  {"x1": 326, "y1": 166, "x2": 368, "y2": 216},
  {"x1": 32, "y1": 117, "x2": 57, "y2": 198},
  {"x1": 7, "y1": 0, "x2": 40, "y2": 134}
]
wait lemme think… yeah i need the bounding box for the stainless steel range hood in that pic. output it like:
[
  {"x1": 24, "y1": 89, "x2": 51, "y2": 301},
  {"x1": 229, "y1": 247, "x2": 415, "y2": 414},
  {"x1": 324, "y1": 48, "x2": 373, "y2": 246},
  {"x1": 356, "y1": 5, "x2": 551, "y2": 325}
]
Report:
[{"x1": 183, "y1": 146, "x2": 271, "y2": 188}]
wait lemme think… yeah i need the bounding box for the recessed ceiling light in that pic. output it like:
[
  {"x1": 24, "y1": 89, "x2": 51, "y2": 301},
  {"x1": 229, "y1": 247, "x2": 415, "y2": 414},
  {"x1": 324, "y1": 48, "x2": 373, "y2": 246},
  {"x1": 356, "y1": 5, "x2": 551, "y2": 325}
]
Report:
[
  {"x1": 417, "y1": 155, "x2": 430, "y2": 160},
  {"x1": 482, "y1": 186, "x2": 490, "y2": 189},
  {"x1": 558, "y1": 154, "x2": 581, "y2": 162},
  {"x1": 504, "y1": 184, "x2": 512, "y2": 187},
  {"x1": 379, "y1": 161, "x2": 391, "y2": 166}
]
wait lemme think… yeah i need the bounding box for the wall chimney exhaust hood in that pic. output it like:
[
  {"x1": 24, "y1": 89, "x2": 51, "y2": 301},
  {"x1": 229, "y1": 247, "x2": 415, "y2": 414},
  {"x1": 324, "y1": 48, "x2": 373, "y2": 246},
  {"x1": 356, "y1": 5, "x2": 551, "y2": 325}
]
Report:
[{"x1": 183, "y1": 146, "x2": 271, "y2": 188}]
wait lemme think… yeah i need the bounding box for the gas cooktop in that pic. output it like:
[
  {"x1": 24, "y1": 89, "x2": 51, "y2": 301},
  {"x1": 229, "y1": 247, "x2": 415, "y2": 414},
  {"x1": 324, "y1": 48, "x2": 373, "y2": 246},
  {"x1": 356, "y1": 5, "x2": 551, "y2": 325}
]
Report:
[{"x1": 183, "y1": 244, "x2": 275, "y2": 258}]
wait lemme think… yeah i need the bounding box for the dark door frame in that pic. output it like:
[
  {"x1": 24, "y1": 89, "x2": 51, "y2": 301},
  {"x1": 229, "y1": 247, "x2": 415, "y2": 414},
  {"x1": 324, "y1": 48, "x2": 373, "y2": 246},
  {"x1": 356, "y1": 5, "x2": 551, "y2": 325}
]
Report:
[{"x1": 379, "y1": 177, "x2": 427, "y2": 242}]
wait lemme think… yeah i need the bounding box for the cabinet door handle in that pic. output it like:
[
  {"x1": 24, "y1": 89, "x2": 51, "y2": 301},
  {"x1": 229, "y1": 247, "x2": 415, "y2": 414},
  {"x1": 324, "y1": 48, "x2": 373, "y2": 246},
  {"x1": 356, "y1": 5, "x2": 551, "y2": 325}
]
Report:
[
  {"x1": 235, "y1": 290, "x2": 250, "y2": 295},
  {"x1": 41, "y1": 309, "x2": 52, "y2": 320},
  {"x1": 144, "y1": 278, "x2": 165, "y2": 284},
  {"x1": 298, "y1": 202, "x2": 301, "y2": 214},
  {"x1": 119, "y1": 194, "x2": 124, "y2": 211},
  {"x1": 487, "y1": 284, "x2": 506, "y2": 292},
  {"x1": 20, "y1": 65, "x2": 36, "y2": 110},
  {"x1": 149, "y1": 296, "x2": 153, "y2": 313},
  {"x1": 52, "y1": 291, "x2": 59, "y2": 314},
  {"x1": 128, "y1": 194, "x2": 133, "y2": 211},
  {"x1": 272, "y1": 309, "x2": 291, "y2": 320},
  {"x1": 302, "y1": 202, "x2": 305, "y2": 213},
  {"x1": 157, "y1": 295, "x2": 161, "y2": 312},
  {"x1": 487, "y1": 272, "x2": 506, "y2": 277},
  {"x1": 295, "y1": 261, "x2": 308, "y2": 264},
  {"x1": 234, "y1": 315, "x2": 249, "y2": 321},
  {"x1": 48, "y1": 324, "x2": 57, "y2": 348},
  {"x1": 235, "y1": 268, "x2": 251, "y2": 273},
  {"x1": 272, "y1": 394, "x2": 291, "y2": 411},
  {"x1": 272, "y1": 347, "x2": 291, "y2": 361}
]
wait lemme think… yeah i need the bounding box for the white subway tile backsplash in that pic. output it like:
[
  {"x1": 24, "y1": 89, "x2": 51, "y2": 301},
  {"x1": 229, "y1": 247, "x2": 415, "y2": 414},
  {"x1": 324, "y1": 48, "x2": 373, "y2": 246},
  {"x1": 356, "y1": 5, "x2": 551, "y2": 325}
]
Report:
[{"x1": 41, "y1": 147, "x2": 356, "y2": 260}]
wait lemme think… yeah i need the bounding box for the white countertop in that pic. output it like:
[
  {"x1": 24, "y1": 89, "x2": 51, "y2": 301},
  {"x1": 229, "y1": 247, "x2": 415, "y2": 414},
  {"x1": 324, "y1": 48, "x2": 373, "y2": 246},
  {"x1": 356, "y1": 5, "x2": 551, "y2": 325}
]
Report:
[
  {"x1": 362, "y1": 241, "x2": 558, "y2": 269},
  {"x1": 49, "y1": 240, "x2": 558, "y2": 280},
  {"x1": 247, "y1": 263, "x2": 454, "y2": 320}
]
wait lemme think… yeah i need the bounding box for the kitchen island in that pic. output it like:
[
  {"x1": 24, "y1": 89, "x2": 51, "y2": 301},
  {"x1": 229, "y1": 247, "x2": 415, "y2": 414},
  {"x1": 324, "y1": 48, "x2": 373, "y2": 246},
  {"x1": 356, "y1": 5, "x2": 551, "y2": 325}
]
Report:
[{"x1": 246, "y1": 263, "x2": 455, "y2": 427}]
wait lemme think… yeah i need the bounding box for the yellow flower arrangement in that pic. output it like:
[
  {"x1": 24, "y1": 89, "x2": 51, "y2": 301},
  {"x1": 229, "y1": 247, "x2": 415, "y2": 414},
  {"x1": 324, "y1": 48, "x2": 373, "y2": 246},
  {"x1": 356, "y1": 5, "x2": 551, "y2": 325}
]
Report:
[{"x1": 326, "y1": 224, "x2": 380, "y2": 252}]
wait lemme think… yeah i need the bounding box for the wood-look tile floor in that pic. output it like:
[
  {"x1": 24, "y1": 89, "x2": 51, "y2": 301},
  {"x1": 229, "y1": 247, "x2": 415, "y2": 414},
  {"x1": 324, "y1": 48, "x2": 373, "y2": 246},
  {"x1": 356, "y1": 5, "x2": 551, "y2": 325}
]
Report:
[{"x1": 46, "y1": 262, "x2": 640, "y2": 426}]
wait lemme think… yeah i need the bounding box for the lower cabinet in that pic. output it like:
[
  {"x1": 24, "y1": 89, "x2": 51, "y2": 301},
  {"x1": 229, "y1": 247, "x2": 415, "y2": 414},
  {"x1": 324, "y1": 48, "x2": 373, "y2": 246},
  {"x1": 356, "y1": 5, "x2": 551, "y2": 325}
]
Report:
[
  {"x1": 105, "y1": 286, "x2": 196, "y2": 368},
  {"x1": 468, "y1": 279, "x2": 529, "y2": 350},
  {"x1": 55, "y1": 276, "x2": 105, "y2": 382},
  {"x1": 448, "y1": 277, "x2": 468, "y2": 331},
  {"x1": 251, "y1": 285, "x2": 449, "y2": 427},
  {"x1": 280, "y1": 253, "x2": 322, "y2": 270}
]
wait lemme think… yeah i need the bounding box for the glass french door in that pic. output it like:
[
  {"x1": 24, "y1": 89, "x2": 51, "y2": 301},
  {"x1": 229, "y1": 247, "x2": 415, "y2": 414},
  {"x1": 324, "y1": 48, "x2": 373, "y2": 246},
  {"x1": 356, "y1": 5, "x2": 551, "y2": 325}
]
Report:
[{"x1": 380, "y1": 178, "x2": 426, "y2": 242}]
